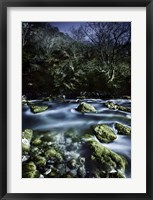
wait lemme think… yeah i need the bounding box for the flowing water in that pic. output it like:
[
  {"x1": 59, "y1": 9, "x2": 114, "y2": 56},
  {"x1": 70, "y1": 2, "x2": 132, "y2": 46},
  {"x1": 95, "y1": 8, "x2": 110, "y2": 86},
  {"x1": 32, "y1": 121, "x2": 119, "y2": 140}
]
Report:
[{"x1": 22, "y1": 99, "x2": 131, "y2": 178}]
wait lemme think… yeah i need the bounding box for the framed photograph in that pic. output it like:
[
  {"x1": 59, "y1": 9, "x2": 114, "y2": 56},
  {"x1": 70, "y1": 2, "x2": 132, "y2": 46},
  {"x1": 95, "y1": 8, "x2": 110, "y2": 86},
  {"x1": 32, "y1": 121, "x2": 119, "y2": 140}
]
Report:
[{"x1": 0, "y1": 0, "x2": 153, "y2": 199}]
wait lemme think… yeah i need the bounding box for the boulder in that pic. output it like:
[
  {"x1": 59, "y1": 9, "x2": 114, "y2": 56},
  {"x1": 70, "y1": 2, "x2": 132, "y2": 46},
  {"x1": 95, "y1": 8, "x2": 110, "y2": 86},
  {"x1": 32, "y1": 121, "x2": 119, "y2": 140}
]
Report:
[
  {"x1": 22, "y1": 129, "x2": 33, "y2": 142},
  {"x1": 29, "y1": 105, "x2": 48, "y2": 113},
  {"x1": 93, "y1": 124, "x2": 117, "y2": 143},
  {"x1": 22, "y1": 161, "x2": 40, "y2": 178},
  {"x1": 44, "y1": 148, "x2": 63, "y2": 163},
  {"x1": 87, "y1": 140, "x2": 127, "y2": 177},
  {"x1": 105, "y1": 102, "x2": 131, "y2": 112},
  {"x1": 33, "y1": 155, "x2": 46, "y2": 167},
  {"x1": 31, "y1": 138, "x2": 42, "y2": 146},
  {"x1": 115, "y1": 123, "x2": 131, "y2": 135},
  {"x1": 76, "y1": 102, "x2": 96, "y2": 113}
]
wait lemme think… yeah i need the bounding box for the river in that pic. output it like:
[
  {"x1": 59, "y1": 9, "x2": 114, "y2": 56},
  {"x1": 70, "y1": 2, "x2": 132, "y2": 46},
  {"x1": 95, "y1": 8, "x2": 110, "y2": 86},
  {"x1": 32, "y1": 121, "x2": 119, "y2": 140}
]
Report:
[{"x1": 22, "y1": 98, "x2": 131, "y2": 178}]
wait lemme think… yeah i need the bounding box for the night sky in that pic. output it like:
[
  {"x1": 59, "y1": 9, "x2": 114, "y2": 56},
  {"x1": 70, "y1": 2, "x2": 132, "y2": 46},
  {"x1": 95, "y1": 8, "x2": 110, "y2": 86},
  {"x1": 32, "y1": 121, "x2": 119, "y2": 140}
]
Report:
[{"x1": 49, "y1": 22, "x2": 85, "y2": 33}]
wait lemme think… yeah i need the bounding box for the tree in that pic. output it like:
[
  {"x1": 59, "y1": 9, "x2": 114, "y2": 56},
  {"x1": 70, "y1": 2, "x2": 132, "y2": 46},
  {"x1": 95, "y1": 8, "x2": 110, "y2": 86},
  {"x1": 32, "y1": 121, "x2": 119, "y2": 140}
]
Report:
[{"x1": 81, "y1": 22, "x2": 131, "y2": 82}]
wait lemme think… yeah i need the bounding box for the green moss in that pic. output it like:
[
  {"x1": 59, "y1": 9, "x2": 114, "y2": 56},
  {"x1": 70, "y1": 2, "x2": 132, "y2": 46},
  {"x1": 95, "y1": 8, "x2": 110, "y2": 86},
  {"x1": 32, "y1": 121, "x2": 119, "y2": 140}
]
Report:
[
  {"x1": 76, "y1": 102, "x2": 97, "y2": 113},
  {"x1": 87, "y1": 140, "x2": 127, "y2": 174},
  {"x1": 22, "y1": 142, "x2": 30, "y2": 153},
  {"x1": 29, "y1": 105, "x2": 48, "y2": 113},
  {"x1": 44, "y1": 148, "x2": 63, "y2": 162},
  {"x1": 30, "y1": 147, "x2": 41, "y2": 157},
  {"x1": 93, "y1": 124, "x2": 117, "y2": 143},
  {"x1": 41, "y1": 134, "x2": 55, "y2": 142},
  {"x1": 22, "y1": 170, "x2": 40, "y2": 178},
  {"x1": 33, "y1": 155, "x2": 46, "y2": 167},
  {"x1": 22, "y1": 129, "x2": 33, "y2": 141},
  {"x1": 23, "y1": 161, "x2": 37, "y2": 172},
  {"x1": 105, "y1": 102, "x2": 131, "y2": 112},
  {"x1": 115, "y1": 123, "x2": 131, "y2": 135},
  {"x1": 32, "y1": 138, "x2": 42, "y2": 146}
]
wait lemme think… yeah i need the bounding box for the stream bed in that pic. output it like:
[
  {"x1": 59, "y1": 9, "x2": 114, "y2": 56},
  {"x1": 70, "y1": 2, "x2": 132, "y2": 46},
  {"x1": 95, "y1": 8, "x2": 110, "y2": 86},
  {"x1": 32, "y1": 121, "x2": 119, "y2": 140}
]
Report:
[{"x1": 22, "y1": 98, "x2": 131, "y2": 178}]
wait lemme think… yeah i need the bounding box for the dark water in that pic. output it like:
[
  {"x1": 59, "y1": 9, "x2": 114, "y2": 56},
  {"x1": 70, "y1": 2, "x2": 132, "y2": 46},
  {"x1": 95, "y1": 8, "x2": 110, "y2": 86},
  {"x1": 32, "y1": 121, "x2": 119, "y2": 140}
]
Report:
[{"x1": 22, "y1": 99, "x2": 131, "y2": 177}]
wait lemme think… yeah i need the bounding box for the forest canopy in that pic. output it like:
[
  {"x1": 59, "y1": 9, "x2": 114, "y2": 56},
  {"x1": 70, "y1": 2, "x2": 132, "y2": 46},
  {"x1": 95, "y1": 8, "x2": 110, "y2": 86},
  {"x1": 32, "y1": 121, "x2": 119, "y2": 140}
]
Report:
[{"x1": 22, "y1": 22, "x2": 131, "y2": 99}]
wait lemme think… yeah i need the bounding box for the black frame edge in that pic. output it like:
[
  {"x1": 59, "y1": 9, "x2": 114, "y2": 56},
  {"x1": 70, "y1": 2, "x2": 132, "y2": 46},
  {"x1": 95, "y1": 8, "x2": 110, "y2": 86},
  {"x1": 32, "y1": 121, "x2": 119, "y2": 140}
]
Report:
[
  {"x1": 0, "y1": 0, "x2": 152, "y2": 7},
  {"x1": 0, "y1": 0, "x2": 152, "y2": 200},
  {"x1": 147, "y1": 1, "x2": 153, "y2": 199},
  {"x1": 0, "y1": 0, "x2": 7, "y2": 200}
]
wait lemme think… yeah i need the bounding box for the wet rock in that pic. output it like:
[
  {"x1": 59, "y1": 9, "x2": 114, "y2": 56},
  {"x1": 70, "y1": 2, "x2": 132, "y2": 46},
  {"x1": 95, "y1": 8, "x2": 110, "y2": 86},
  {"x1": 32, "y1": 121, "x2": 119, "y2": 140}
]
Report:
[
  {"x1": 22, "y1": 129, "x2": 33, "y2": 142},
  {"x1": 67, "y1": 159, "x2": 77, "y2": 169},
  {"x1": 93, "y1": 124, "x2": 117, "y2": 143},
  {"x1": 77, "y1": 165, "x2": 86, "y2": 178},
  {"x1": 22, "y1": 138, "x2": 30, "y2": 153},
  {"x1": 115, "y1": 123, "x2": 131, "y2": 135},
  {"x1": 29, "y1": 105, "x2": 48, "y2": 113},
  {"x1": 33, "y1": 155, "x2": 46, "y2": 167},
  {"x1": 41, "y1": 134, "x2": 55, "y2": 142},
  {"x1": 108, "y1": 171, "x2": 125, "y2": 178},
  {"x1": 22, "y1": 161, "x2": 40, "y2": 178},
  {"x1": 30, "y1": 147, "x2": 41, "y2": 157},
  {"x1": 22, "y1": 155, "x2": 30, "y2": 162},
  {"x1": 87, "y1": 140, "x2": 127, "y2": 176},
  {"x1": 44, "y1": 148, "x2": 63, "y2": 163},
  {"x1": 23, "y1": 170, "x2": 40, "y2": 178},
  {"x1": 105, "y1": 102, "x2": 131, "y2": 112},
  {"x1": 32, "y1": 138, "x2": 42, "y2": 146},
  {"x1": 76, "y1": 102, "x2": 96, "y2": 113},
  {"x1": 23, "y1": 161, "x2": 37, "y2": 171},
  {"x1": 47, "y1": 168, "x2": 60, "y2": 178},
  {"x1": 64, "y1": 129, "x2": 81, "y2": 143}
]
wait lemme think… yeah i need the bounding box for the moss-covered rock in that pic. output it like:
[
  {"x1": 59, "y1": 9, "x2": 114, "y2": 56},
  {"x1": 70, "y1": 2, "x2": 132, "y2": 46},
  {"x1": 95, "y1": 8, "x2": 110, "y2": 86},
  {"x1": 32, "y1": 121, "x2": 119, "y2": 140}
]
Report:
[
  {"x1": 33, "y1": 155, "x2": 46, "y2": 167},
  {"x1": 23, "y1": 161, "x2": 37, "y2": 172},
  {"x1": 22, "y1": 139, "x2": 30, "y2": 153},
  {"x1": 76, "y1": 102, "x2": 96, "y2": 113},
  {"x1": 105, "y1": 102, "x2": 131, "y2": 112},
  {"x1": 115, "y1": 123, "x2": 131, "y2": 135},
  {"x1": 22, "y1": 161, "x2": 40, "y2": 178},
  {"x1": 93, "y1": 124, "x2": 117, "y2": 143},
  {"x1": 32, "y1": 138, "x2": 42, "y2": 146},
  {"x1": 44, "y1": 148, "x2": 63, "y2": 162},
  {"x1": 41, "y1": 133, "x2": 56, "y2": 142},
  {"x1": 23, "y1": 170, "x2": 40, "y2": 178},
  {"x1": 29, "y1": 105, "x2": 48, "y2": 113},
  {"x1": 22, "y1": 129, "x2": 33, "y2": 142},
  {"x1": 87, "y1": 140, "x2": 127, "y2": 176}
]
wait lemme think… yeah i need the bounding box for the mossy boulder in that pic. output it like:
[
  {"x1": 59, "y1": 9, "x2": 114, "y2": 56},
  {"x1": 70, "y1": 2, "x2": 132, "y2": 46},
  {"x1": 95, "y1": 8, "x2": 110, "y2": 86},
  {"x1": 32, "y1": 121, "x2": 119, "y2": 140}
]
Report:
[
  {"x1": 93, "y1": 124, "x2": 117, "y2": 143},
  {"x1": 105, "y1": 102, "x2": 131, "y2": 112},
  {"x1": 33, "y1": 155, "x2": 46, "y2": 167},
  {"x1": 22, "y1": 129, "x2": 33, "y2": 142},
  {"x1": 23, "y1": 161, "x2": 37, "y2": 172},
  {"x1": 44, "y1": 148, "x2": 63, "y2": 162},
  {"x1": 115, "y1": 123, "x2": 131, "y2": 135},
  {"x1": 22, "y1": 139, "x2": 30, "y2": 153},
  {"x1": 31, "y1": 138, "x2": 42, "y2": 146},
  {"x1": 22, "y1": 170, "x2": 40, "y2": 178},
  {"x1": 87, "y1": 140, "x2": 127, "y2": 175},
  {"x1": 22, "y1": 161, "x2": 40, "y2": 178},
  {"x1": 29, "y1": 105, "x2": 48, "y2": 113},
  {"x1": 76, "y1": 102, "x2": 96, "y2": 113}
]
